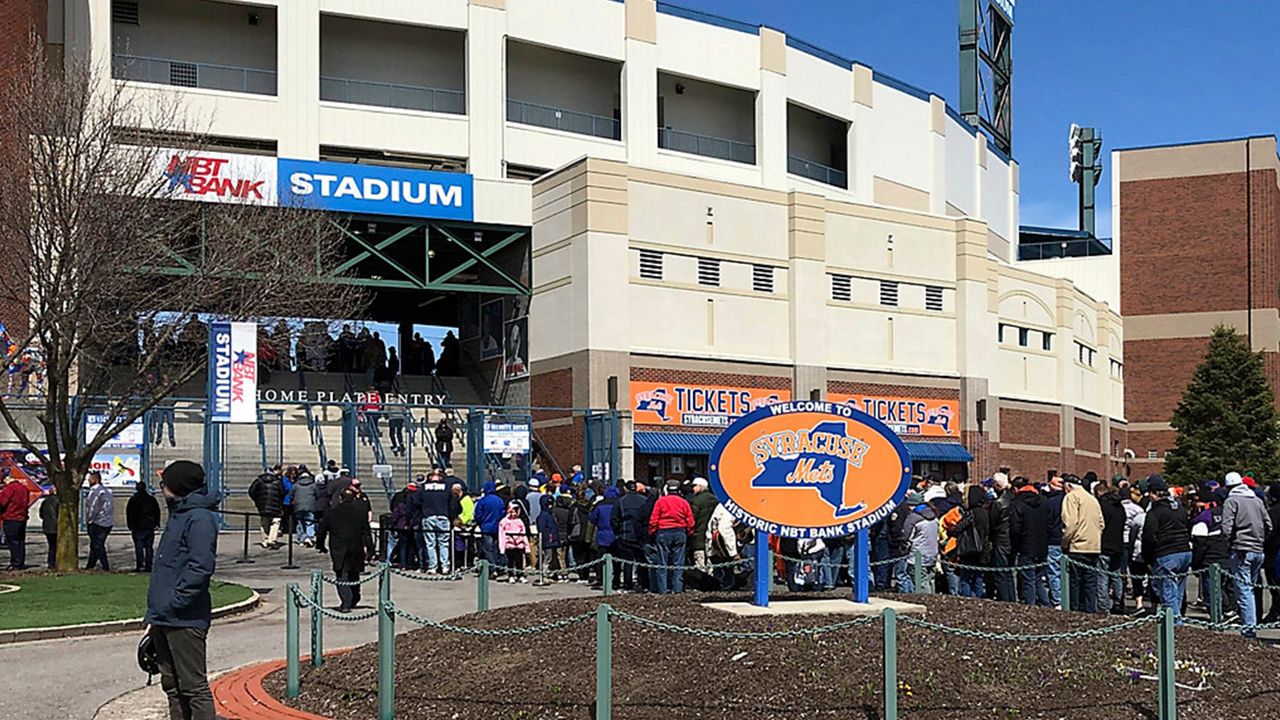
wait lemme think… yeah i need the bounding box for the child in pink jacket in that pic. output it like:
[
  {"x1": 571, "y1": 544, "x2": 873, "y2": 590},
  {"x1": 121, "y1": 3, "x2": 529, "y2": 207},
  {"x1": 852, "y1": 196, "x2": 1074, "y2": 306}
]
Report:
[{"x1": 498, "y1": 502, "x2": 530, "y2": 583}]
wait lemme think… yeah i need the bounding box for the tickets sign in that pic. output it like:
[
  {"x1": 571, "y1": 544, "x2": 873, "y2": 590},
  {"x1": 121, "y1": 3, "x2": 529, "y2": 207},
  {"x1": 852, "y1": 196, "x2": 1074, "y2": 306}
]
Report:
[
  {"x1": 828, "y1": 394, "x2": 959, "y2": 439},
  {"x1": 708, "y1": 400, "x2": 912, "y2": 539},
  {"x1": 631, "y1": 382, "x2": 791, "y2": 428}
]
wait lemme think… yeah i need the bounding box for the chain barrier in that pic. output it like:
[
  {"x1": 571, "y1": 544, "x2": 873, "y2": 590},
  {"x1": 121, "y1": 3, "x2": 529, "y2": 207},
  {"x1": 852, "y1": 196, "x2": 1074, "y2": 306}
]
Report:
[
  {"x1": 607, "y1": 608, "x2": 880, "y2": 640},
  {"x1": 899, "y1": 613, "x2": 1159, "y2": 643},
  {"x1": 1062, "y1": 554, "x2": 1205, "y2": 581},
  {"x1": 541, "y1": 557, "x2": 607, "y2": 577},
  {"x1": 390, "y1": 602, "x2": 596, "y2": 636},
  {"x1": 318, "y1": 568, "x2": 385, "y2": 587},
  {"x1": 289, "y1": 585, "x2": 380, "y2": 621},
  {"x1": 614, "y1": 556, "x2": 749, "y2": 571},
  {"x1": 939, "y1": 558, "x2": 1050, "y2": 572},
  {"x1": 387, "y1": 565, "x2": 472, "y2": 582},
  {"x1": 1182, "y1": 617, "x2": 1280, "y2": 632}
]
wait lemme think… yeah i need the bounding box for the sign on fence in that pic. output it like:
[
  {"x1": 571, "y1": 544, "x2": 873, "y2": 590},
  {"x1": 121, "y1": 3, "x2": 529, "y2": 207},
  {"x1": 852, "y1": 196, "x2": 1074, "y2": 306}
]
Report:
[
  {"x1": 483, "y1": 420, "x2": 530, "y2": 453},
  {"x1": 208, "y1": 321, "x2": 258, "y2": 423}
]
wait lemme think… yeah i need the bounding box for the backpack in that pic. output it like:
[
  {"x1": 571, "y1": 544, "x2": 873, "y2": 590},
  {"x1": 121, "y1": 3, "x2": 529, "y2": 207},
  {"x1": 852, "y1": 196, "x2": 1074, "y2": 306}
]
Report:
[{"x1": 956, "y1": 508, "x2": 989, "y2": 561}]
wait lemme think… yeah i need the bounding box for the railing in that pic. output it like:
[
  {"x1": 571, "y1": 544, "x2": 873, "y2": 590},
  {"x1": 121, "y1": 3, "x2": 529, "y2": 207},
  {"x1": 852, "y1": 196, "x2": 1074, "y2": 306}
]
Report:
[
  {"x1": 659, "y1": 127, "x2": 756, "y2": 165},
  {"x1": 788, "y1": 155, "x2": 848, "y2": 188},
  {"x1": 507, "y1": 99, "x2": 620, "y2": 140},
  {"x1": 1018, "y1": 239, "x2": 1113, "y2": 260},
  {"x1": 320, "y1": 76, "x2": 465, "y2": 115},
  {"x1": 112, "y1": 54, "x2": 277, "y2": 96}
]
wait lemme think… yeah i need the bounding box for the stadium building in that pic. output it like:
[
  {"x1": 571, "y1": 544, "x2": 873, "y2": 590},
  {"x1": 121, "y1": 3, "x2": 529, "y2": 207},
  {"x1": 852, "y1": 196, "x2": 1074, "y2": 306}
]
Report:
[{"x1": 5, "y1": 0, "x2": 1126, "y2": 489}]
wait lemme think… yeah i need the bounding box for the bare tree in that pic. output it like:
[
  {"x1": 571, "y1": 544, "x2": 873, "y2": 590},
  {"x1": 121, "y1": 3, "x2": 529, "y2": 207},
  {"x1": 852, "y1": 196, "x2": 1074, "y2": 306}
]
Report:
[{"x1": 0, "y1": 40, "x2": 365, "y2": 570}]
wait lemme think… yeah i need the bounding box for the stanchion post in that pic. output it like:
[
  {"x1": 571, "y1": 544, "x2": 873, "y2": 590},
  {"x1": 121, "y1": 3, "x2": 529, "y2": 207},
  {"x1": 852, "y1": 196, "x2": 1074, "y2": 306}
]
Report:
[
  {"x1": 595, "y1": 604, "x2": 612, "y2": 720},
  {"x1": 1209, "y1": 563, "x2": 1222, "y2": 626},
  {"x1": 378, "y1": 597, "x2": 395, "y2": 720},
  {"x1": 379, "y1": 563, "x2": 391, "y2": 606},
  {"x1": 309, "y1": 570, "x2": 324, "y2": 668},
  {"x1": 1060, "y1": 554, "x2": 1072, "y2": 612},
  {"x1": 477, "y1": 559, "x2": 490, "y2": 612},
  {"x1": 882, "y1": 607, "x2": 897, "y2": 720},
  {"x1": 1157, "y1": 606, "x2": 1176, "y2": 720},
  {"x1": 602, "y1": 554, "x2": 613, "y2": 597},
  {"x1": 912, "y1": 550, "x2": 923, "y2": 594},
  {"x1": 285, "y1": 583, "x2": 300, "y2": 699},
  {"x1": 753, "y1": 529, "x2": 770, "y2": 607},
  {"x1": 282, "y1": 522, "x2": 299, "y2": 570},
  {"x1": 237, "y1": 513, "x2": 254, "y2": 564}
]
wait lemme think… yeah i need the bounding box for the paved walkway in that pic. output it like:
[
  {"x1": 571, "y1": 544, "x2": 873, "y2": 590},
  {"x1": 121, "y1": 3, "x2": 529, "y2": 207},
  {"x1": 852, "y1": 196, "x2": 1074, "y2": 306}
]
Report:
[{"x1": 0, "y1": 534, "x2": 593, "y2": 720}]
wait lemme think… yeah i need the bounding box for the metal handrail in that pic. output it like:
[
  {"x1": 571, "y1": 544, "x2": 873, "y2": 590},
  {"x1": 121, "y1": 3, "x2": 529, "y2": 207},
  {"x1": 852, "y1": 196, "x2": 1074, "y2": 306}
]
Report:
[
  {"x1": 659, "y1": 126, "x2": 756, "y2": 165},
  {"x1": 787, "y1": 155, "x2": 848, "y2": 188},
  {"x1": 506, "y1": 99, "x2": 620, "y2": 140},
  {"x1": 320, "y1": 76, "x2": 465, "y2": 115},
  {"x1": 111, "y1": 53, "x2": 277, "y2": 96},
  {"x1": 1018, "y1": 239, "x2": 1113, "y2": 260}
]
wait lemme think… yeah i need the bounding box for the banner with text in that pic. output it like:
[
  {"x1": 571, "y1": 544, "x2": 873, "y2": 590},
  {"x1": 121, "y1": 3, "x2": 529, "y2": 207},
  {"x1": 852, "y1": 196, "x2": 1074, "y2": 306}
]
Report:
[
  {"x1": 631, "y1": 381, "x2": 791, "y2": 428},
  {"x1": 827, "y1": 393, "x2": 959, "y2": 439},
  {"x1": 208, "y1": 321, "x2": 258, "y2": 423}
]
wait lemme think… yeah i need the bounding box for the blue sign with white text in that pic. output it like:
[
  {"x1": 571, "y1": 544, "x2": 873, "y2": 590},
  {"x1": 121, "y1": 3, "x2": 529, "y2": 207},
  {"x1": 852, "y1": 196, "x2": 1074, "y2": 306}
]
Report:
[{"x1": 277, "y1": 159, "x2": 474, "y2": 221}]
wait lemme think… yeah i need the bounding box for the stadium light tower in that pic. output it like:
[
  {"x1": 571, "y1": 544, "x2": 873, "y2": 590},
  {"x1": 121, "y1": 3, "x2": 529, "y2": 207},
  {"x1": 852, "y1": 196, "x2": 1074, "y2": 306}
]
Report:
[
  {"x1": 959, "y1": 0, "x2": 1014, "y2": 155},
  {"x1": 1069, "y1": 124, "x2": 1104, "y2": 237}
]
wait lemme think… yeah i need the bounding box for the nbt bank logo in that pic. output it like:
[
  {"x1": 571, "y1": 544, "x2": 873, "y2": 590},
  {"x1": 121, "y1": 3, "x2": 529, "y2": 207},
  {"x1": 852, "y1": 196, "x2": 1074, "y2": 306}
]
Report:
[{"x1": 163, "y1": 155, "x2": 266, "y2": 201}]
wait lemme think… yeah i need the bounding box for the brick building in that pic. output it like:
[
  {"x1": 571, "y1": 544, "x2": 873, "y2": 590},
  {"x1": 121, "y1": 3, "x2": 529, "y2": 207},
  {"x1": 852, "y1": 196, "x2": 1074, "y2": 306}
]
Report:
[{"x1": 1117, "y1": 136, "x2": 1280, "y2": 475}]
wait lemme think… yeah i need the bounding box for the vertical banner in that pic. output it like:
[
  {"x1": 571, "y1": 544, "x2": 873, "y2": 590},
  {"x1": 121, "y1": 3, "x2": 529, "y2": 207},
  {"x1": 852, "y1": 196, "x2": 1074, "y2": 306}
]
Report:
[{"x1": 208, "y1": 321, "x2": 258, "y2": 423}]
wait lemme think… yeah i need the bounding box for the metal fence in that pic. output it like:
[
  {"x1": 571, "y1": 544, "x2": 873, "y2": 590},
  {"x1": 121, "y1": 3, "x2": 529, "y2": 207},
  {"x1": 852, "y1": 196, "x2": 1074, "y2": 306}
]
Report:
[
  {"x1": 507, "y1": 99, "x2": 620, "y2": 140},
  {"x1": 659, "y1": 127, "x2": 756, "y2": 165},
  {"x1": 788, "y1": 155, "x2": 848, "y2": 188},
  {"x1": 112, "y1": 54, "x2": 277, "y2": 96},
  {"x1": 320, "y1": 77, "x2": 465, "y2": 115}
]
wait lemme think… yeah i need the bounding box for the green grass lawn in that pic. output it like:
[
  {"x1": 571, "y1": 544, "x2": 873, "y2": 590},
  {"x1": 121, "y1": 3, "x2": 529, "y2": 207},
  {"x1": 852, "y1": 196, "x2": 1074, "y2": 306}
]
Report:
[{"x1": 0, "y1": 573, "x2": 254, "y2": 631}]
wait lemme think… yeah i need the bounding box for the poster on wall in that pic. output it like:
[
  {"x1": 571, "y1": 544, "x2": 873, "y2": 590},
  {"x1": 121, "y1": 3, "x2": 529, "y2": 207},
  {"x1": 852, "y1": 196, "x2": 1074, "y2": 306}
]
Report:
[
  {"x1": 85, "y1": 413, "x2": 145, "y2": 448},
  {"x1": 827, "y1": 393, "x2": 959, "y2": 438},
  {"x1": 90, "y1": 452, "x2": 143, "y2": 489},
  {"x1": 483, "y1": 420, "x2": 531, "y2": 453},
  {"x1": 208, "y1": 321, "x2": 258, "y2": 423},
  {"x1": 504, "y1": 318, "x2": 528, "y2": 379},
  {"x1": 631, "y1": 381, "x2": 791, "y2": 428},
  {"x1": 479, "y1": 300, "x2": 504, "y2": 360},
  {"x1": 0, "y1": 449, "x2": 50, "y2": 505}
]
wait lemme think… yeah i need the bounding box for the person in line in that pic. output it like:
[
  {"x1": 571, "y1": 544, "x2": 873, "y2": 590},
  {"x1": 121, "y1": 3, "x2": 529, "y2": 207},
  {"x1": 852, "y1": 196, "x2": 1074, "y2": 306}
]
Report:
[
  {"x1": 127, "y1": 480, "x2": 162, "y2": 573},
  {"x1": 415, "y1": 470, "x2": 460, "y2": 574},
  {"x1": 1141, "y1": 476, "x2": 1192, "y2": 625},
  {"x1": 1009, "y1": 476, "x2": 1050, "y2": 606},
  {"x1": 898, "y1": 491, "x2": 939, "y2": 594},
  {"x1": 1189, "y1": 487, "x2": 1233, "y2": 618},
  {"x1": 1041, "y1": 475, "x2": 1066, "y2": 608},
  {"x1": 1124, "y1": 484, "x2": 1151, "y2": 615},
  {"x1": 1263, "y1": 482, "x2": 1280, "y2": 624},
  {"x1": 145, "y1": 460, "x2": 219, "y2": 720},
  {"x1": 688, "y1": 477, "x2": 718, "y2": 571},
  {"x1": 987, "y1": 472, "x2": 1016, "y2": 602},
  {"x1": 946, "y1": 486, "x2": 990, "y2": 598},
  {"x1": 1061, "y1": 474, "x2": 1104, "y2": 613},
  {"x1": 1220, "y1": 471, "x2": 1273, "y2": 637},
  {"x1": 706, "y1": 502, "x2": 742, "y2": 591},
  {"x1": 248, "y1": 466, "x2": 285, "y2": 549},
  {"x1": 387, "y1": 479, "x2": 418, "y2": 569},
  {"x1": 0, "y1": 468, "x2": 31, "y2": 570},
  {"x1": 536, "y1": 494, "x2": 561, "y2": 576},
  {"x1": 551, "y1": 492, "x2": 577, "y2": 577},
  {"x1": 498, "y1": 501, "x2": 531, "y2": 583},
  {"x1": 648, "y1": 481, "x2": 693, "y2": 594},
  {"x1": 39, "y1": 485, "x2": 58, "y2": 569},
  {"x1": 1096, "y1": 482, "x2": 1130, "y2": 614},
  {"x1": 435, "y1": 419, "x2": 455, "y2": 469},
  {"x1": 317, "y1": 487, "x2": 377, "y2": 612},
  {"x1": 474, "y1": 481, "x2": 507, "y2": 573},
  {"x1": 588, "y1": 487, "x2": 621, "y2": 589},
  {"x1": 85, "y1": 471, "x2": 114, "y2": 571},
  {"x1": 611, "y1": 481, "x2": 649, "y2": 590},
  {"x1": 291, "y1": 471, "x2": 319, "y2": 547}
]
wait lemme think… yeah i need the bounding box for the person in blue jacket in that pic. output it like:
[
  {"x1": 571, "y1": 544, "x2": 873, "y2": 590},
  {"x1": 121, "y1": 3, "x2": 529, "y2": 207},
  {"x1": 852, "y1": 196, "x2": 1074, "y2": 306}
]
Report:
[
  {"x1": 473, "y1": 481, "x2": 507, "y2": 571},
  {"x1": 144, "y1": 460, "x2": 220, "y2": 720},
  {"x1": 587, "y1": 487, "x2": 620, "y2": 588},
  {"x1": 535, "y1": 494, "x2": 561, "y2": 573}
]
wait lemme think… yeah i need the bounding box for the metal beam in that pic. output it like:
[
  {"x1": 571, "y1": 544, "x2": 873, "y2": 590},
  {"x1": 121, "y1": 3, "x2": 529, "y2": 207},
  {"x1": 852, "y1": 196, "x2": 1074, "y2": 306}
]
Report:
[
  {"x1": 334, "y1": 224, "x2": 426, "y2": 289},
  {"x1": 432, "y1": 228, "x2": 529, "y2": 293},
  {"x1": 328, "y1": 222, "x2": 422, "y2": 276}
]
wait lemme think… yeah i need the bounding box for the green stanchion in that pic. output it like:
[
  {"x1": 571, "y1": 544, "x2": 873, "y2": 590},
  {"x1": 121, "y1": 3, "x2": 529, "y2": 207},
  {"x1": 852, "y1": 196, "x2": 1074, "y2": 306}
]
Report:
[
  {"x1": 477, "y1": 560, "x2": 490, "y2": 612},
  {"x1": 912, "y1": 550, "x2": 923, "y2": 593},
  {"x1": 1157, "y1": 606, "x2": 1176, "y2": 720},
  {"x1": 882, "y1": 607, "x2": 897, "y2": 720},
  {"x1": 310, "y1": 570, "x2": 324, "y2": 668},
  {"x1": 379, "y1": 563, "x2": 391, "y2": 606},
  {"x1": 378, "y1": 599, "x2": 395, "y2": 720},
  {"x1": 602, "y1": 554, "x2": 613, "y2": 597},
  {"x1": 596, "y1": 604, "x2": 612, "y2": 720},
  {"x1": 1209, "y1": 563, "x2": 1222, "y2": 627},
  {"x1": 1060, "y1": 554, "x2": 1072, "y2": 612},
  {"x1": 285, "y1": 583, "x2": 300, "y2": 699}
]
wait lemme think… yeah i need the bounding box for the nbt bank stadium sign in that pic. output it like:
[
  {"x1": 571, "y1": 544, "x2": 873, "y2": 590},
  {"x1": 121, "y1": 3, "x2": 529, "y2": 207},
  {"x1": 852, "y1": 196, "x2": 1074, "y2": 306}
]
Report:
[{"x1": 156, "y1": 149, "x2": 473, "y2": 221}]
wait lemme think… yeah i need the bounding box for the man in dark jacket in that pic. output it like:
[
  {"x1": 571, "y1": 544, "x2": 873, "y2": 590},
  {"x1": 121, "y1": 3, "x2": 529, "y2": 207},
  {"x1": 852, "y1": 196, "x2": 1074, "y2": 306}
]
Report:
[
  {"x1": 474, "y1": 481, "x2": 507, "y2": 570},
  {"x1": 1009, "y1": 477, "x2": 1050, "y2": 606},
  {"x1": 127, "y1": 481, "x2": 163, "y2": 572},
  {"x1": 551, "y1": 493, "x2": 576, "y2": 574},
  {"x1": 1262, "y1": 482, "x2": 1280, "y2": 624},
  {"x1": 1041, "y1": 476, "x2": 1066, "y2": 607},
  {"x1": 414, "y1": 471, "x2": 461, "y2": 573},
  {"x1": 317, "y1": 487, "x2": 377, "y2": 611},
  {"x1": 612, "y1": 481, "x2": 650, "y2": 590},
  {"x1": 987, "y1": 473, "x2": 1015, "y2": 601},
  {"x1": 535, "y1": 494, "x2": 560, "y2": 574},
  {"x1": 145, "y1": 460, "x2": 219, "y2": 720},
  {"x1": 387, "y1": 480, "x2": 418, "y2": 569},
  {"x1": 291, "y1": 472, "x2": 319, "y2": 547},
  {"x1": 247, "y1": 467, "x2": 285, "y2": 549},
  {"x1": 688, "y1": 477, "x2": 718, "y2": 570},
  {"x1": 952, "y1": 486, "x2": 990, "y2": 598},
  {"x1": 39, "y1": 486, "x2": 58, "y2": 569},
  {"x1": 1096, "y1": 483, "x2": 1129, "y2": 614},
  {"x1": 1141, "y1": 476, "x2": 1192, "y2": 624}
]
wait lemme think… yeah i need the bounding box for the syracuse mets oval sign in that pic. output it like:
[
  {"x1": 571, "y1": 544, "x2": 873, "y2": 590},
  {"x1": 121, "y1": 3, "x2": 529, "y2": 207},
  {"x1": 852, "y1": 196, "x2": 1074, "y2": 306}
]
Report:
[{"x1": 708, "y1": 400, "x2": 913, "y2": 539}]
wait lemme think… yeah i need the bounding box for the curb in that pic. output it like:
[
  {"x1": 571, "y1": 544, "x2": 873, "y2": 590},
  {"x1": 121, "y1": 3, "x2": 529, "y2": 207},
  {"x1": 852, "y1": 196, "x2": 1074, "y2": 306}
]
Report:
[
  {"x1": 212, "y1": 653, "x2": 351, "y2": 720},
  {"x1": 0, "y1": 589, "x2": 261, "y2": 645}
]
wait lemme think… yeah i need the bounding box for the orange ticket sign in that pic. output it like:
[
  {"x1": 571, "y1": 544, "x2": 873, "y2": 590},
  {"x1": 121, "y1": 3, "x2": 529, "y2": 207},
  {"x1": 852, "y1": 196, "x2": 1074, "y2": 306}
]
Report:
[
  {"x1": 631, "y1": 381, "x2": 791, "y2": 428},
  {"x1": 828, "y1": 393, "x2": 959, "y2": 439},
  {"x1": 708, "y1": 400, "x2": 913, "y2": 538}
]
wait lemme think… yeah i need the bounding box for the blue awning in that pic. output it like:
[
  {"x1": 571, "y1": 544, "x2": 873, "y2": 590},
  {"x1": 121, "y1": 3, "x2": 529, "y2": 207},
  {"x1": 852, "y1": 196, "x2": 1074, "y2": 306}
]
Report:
[
  {"x1": 634, "y1": 431, "x2": 719, "y2": 455},
  {"x1": 903, "y1": 441, "x2": 973, "y2": 463}
]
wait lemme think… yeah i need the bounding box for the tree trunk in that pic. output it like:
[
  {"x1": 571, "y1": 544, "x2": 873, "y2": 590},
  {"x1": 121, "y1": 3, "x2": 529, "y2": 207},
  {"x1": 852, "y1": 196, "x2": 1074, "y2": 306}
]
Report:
[{"x1": 54, "y1": 468, "x2": 84, "y2": 572}]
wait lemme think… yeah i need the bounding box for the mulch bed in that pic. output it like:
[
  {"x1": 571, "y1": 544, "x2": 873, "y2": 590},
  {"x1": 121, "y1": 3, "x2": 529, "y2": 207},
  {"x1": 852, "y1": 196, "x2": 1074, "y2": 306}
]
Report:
[{"x1": 266, "y1": 593, "x2": 1279, "y2": 720}]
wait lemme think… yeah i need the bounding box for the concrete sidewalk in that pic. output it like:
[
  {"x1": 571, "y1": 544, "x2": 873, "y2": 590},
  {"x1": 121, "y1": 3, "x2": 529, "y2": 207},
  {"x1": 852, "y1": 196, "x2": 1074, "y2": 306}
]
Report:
[{"x1": 0, "y1": 534, "x2": 593, "y2": 720}]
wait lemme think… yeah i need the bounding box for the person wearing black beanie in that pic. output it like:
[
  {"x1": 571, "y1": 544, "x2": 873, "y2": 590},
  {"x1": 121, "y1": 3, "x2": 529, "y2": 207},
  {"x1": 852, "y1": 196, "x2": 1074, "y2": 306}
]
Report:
[{"x1": 145, "y1": 460, "x2": 219, "y2": 719}]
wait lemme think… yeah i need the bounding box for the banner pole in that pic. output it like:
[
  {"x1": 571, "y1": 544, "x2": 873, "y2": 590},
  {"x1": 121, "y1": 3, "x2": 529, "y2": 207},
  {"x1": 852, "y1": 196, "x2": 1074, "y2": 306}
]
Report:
[{"x1": 753, "y1": 529, "x2": 769, "y2": 607}]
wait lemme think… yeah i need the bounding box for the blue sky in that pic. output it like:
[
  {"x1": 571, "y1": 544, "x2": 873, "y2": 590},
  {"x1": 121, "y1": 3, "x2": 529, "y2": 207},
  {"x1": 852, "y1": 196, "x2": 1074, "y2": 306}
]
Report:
[{"x1": 679, "y1": 1, "x2": 1280, "y2": 237}]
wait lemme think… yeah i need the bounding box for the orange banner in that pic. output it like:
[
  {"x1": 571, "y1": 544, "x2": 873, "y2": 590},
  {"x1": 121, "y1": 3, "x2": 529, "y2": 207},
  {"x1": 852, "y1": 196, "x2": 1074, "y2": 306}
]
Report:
[
  {"x1": 827, "y1": 393, "x2": 959, "y2": 438},
  {"x1": 632, "y1": 381, "x2": 791, "y2": 428}
]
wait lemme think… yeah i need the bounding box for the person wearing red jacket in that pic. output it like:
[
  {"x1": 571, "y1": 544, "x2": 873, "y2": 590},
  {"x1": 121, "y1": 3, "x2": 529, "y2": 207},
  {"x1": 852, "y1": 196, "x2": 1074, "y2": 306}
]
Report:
[
  {"x1": 648, "y1": 481, "x2": 694, "y2": 594},
  {"x1": 0, "y1": 469, "x2": 32, "y2": 570}
]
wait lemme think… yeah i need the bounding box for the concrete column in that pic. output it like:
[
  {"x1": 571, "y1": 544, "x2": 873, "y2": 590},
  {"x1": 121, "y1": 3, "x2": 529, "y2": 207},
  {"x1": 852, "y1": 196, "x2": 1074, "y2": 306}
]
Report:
[
  {"x1": 757, "y1": 28, "x2": 787, "y2": 189},
  {"x1": 928, "y1": 96, "x2": 947, "y2": 215},
  {"x1": 467, "y1": 1, "x2": 507, "y2": 179},
  {"x1": 849, "y1": 64, "x2": 875, "y2": 203},
  {"x1": 277, "y1": 0, "x2": 320, "y2": 159},
  {"x1": 623, "y1": 0, "x2": 658, "y2": 166},
  {"x1": 788, "y1": 192, "x2": 828, "y2": 379}
]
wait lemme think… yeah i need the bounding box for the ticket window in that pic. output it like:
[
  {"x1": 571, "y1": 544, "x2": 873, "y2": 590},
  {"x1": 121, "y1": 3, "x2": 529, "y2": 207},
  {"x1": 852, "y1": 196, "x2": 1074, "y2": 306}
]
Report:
[
  {"x1": 913, "y1": 460, "x2": 969, "y2": 483},
  {"x1": 640, "y1": 455, "x2": 706, "y2": 483}
]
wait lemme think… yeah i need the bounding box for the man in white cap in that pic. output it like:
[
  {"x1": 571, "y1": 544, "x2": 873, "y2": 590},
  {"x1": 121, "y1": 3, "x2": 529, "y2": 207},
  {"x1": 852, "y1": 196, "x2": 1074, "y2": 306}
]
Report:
[
  {"x1": 1221, "y1": 470, "x2": 1272, "y2": 637},
  {"x1": 688, "y1": 477, "x2": 717, "y2": 571}
]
